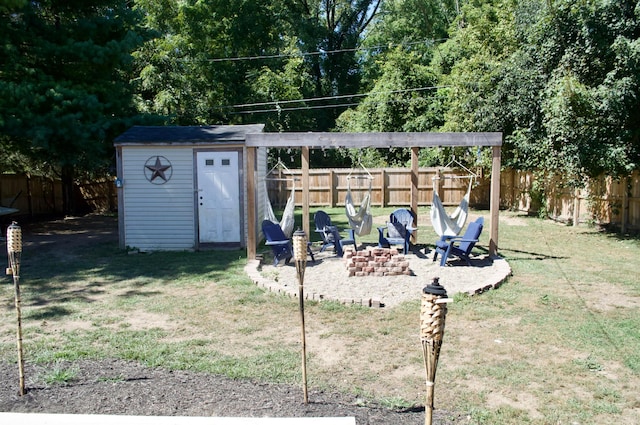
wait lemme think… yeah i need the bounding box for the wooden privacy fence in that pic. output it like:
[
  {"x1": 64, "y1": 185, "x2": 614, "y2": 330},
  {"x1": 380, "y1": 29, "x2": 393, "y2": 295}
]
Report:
[
  {"x1": 2, "y1": 169, "x2": 639, "y2": 231},
  {"x1": 501, "y1": 170, "x2": 640, "y2": 232},
  {"x1": 265, "y1": 167, "x2": 489, "y2": 209},
  {"x1": 0, "y1": 174, "x2": 62, "y2": 218},
  {"x1": 267, "y1": 168, "x2": 640, "y2": 231},
  {"x1": 0, "y1": 174, "x2": 116, "y2": 218}
]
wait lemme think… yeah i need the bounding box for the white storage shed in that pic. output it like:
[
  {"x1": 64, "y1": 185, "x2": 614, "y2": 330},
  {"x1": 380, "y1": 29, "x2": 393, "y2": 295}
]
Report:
[{"x1": 114, "y1": 124, "x2": 267, "y2": 251}]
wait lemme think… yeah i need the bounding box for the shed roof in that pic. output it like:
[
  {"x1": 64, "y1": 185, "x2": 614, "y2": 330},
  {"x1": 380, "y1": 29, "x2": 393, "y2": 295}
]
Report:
[{"x1": 114, "y1": 124, "x2": 264, "y2": 146}]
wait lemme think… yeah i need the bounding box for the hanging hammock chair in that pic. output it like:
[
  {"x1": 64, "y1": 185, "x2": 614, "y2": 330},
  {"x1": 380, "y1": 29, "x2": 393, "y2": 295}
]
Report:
[
  {"x1": 430, "y1": 177, "x2": 473, "y2": 237},
  {"x1": 430, "y1": 157, "x2": 477, "y2": 237},
  {"x1": 344, "y1": 168, "x2": 373, "y2": 236},
  {"x1": 263, "y1": 160, "x2": 296, "y2": 238}
]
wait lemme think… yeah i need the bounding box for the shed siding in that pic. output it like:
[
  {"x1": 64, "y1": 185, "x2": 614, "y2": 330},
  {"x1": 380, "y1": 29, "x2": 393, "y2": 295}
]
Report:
[{"x1": 122, "y1": 147, "x2": 195, "y2": 251}]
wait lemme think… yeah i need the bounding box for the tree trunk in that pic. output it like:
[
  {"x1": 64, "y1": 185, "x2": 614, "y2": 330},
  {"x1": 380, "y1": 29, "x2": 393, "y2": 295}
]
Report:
[{"x1": 61, "y1": 164, "x2": 76, "y2": 215}]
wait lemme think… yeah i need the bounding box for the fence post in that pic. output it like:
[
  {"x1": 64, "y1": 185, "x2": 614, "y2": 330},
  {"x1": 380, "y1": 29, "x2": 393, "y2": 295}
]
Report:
[
  {"x1": 329, "y1": 169, "x2": 335, "y2": 207},
  {"x1": 511, "y1": 169, "x2": 517, "y2": 211},
  {"x1": 246, "y1": 147, "x2": 257, "y2": 260},
  {"x1": 26, "y1": 175, "x2": 33, "y2": 217},
  {"x1": 380, "y1": 169, "x2": 386, "y2": 207}
]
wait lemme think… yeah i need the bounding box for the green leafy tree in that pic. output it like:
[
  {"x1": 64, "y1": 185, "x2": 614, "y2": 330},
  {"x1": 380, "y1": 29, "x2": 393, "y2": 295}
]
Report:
[
  {"x1": 0, "y1": 0, "x2": 146, "y2": 213},
  {"x1": 335, "y1": 48, "x2": 443, "y2": 166},
  {"x1": 334, "y1": 0, "x2": 455, "y2": 166},
  {"x1": 279, "y1": 0, "x2": 382, "y2": 131},
  {"x1": 128, "y1": 1, "x2": 380, "y2": 170},
  {"x1": 359, "y1": 0, "x2": 458, "y2": 85},
  {"x1": 247, "y1": 40, "x2": 317, "y2": 133},
  {"x1": 530, "y1": 0, "x2": 640, "y2": 179},
  {"x1": 438, "y1": 0, "x2": 640, "y2": 180},
  {"x1": 435, "y1": 0, "x2": 519, "y2": 131},
  {"x1": 0, "y1": 0, "x2": 25, "y2": 11},
  {"x1": 134, "y1": 0, "x2": 382, "y2": 134},
  {"x1": 134, "y1": 0, "x2": 296, "y2": 126}
]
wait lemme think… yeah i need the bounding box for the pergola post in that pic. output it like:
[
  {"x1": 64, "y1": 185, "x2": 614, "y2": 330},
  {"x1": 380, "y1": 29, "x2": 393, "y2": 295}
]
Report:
[
  {"x1": 247, "y1": 146, "x2": 257, "y2": 260},
  {"x1": 489, "y1": 146, "x2": 501, "y2": 257},
  {"x1": 301, "y1": 147, "x2": 310, "y2": 238},
  {"x1": 411, "y1": 147, "x2": 419, "y2": 243}
]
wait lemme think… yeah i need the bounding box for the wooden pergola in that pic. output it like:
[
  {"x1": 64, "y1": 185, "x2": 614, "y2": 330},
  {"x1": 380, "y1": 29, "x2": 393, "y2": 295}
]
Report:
[{"x1": 245, "y1": 132, "x2": 503, "y2": 260}]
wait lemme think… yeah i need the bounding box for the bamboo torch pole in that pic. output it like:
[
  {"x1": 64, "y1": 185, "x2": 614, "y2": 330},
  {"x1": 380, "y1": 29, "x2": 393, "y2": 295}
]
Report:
[
  {"x1": 420, "y1": 277, "x2": 452, "y2": 425},
  {"x1": 6, "y1": 222, "x2": 25, "y2": 396},
  {"x1": 292, "y1": 228, "x2": 309, "y2": 404}
]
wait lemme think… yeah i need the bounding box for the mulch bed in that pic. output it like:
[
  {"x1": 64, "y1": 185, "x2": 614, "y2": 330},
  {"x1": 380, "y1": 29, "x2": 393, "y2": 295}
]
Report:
[{"x1": 0, "y1": 359, "x2": 467, "y2": 424}]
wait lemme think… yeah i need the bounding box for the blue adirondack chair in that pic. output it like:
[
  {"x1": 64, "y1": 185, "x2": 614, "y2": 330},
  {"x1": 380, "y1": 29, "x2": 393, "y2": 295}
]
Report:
[
  {"x1": 433, "y1": 217, "x2": 484, "y2": 266},
  {"x1": 262, "y1": 220, "x2": 315, "y2": 266},
  {"x1": 378, "y1": 208, "x2": 416, "y2": 253},
  {"x1": 314, "y1": 210, "x2": 356, "y2": 257},
  {"x1": 261, "y1": 220, "x2": 293, "y2": 266}
]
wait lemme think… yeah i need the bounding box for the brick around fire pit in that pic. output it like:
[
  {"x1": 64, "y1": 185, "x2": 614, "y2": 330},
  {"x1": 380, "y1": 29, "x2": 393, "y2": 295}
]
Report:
[{"x1": 343, "y1": 246, "x2": 413, "y2": 277}]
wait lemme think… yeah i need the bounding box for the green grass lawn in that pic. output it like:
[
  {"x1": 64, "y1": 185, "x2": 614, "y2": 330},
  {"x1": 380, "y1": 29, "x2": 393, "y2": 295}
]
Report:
[{"x1": 1, "y1": 209, "x2": 639, "y2": 424}]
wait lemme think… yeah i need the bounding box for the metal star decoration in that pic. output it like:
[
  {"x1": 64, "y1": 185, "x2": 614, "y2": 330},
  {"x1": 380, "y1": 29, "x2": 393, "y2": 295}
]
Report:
[{"x1": 144, "y1": 156, "x2": 172, "y2": 183}]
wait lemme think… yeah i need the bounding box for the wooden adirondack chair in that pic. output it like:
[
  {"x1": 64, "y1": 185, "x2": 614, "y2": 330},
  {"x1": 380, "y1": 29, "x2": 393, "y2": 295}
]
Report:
[
  {"x1": 262, "y1": 220, "x2": 315, "y2": 266},
  {"x1": 433, "y1": 217, "x2": 484, "y2": 266},
  {"x1": 314, "y1": 210, "x2": 356, "y2": 257},
  {"x1": 262, "y1": 220, "x2": 294, "y2": 266},
  {"x1": 378, "y1": 208, "x2": 416, "y2": 253}
]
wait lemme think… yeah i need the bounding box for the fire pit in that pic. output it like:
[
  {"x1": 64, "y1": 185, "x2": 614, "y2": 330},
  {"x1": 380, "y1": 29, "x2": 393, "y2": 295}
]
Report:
[{"x1": 344, "y1": 246, "x2": 412, "y2": 277}]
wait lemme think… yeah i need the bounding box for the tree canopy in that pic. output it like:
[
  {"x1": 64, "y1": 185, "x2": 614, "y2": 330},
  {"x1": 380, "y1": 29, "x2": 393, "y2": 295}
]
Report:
[
  {"x1": 431, "y1": 0, "x2": 640, "y2": 181},
  {"x1": 0, "y1": 0, "x2": 147, "y2": 212}
]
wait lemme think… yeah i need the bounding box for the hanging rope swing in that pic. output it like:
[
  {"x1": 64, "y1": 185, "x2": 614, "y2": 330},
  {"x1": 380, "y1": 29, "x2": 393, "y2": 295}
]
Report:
[
  {"x1": 430, "y1": 158, "x2": 476, "y2": 237},
  {"x1": 345, "y1": 164, "x2": 373, "y2": 236},
  {"x1": 264, "y1": 159, "x2": 297, "y2": 238}
]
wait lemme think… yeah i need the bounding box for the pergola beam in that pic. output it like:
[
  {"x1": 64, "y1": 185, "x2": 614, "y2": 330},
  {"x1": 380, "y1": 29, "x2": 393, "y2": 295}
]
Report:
[{"x1": 246, "y1": 132, "x2": 502, "y2": 148}]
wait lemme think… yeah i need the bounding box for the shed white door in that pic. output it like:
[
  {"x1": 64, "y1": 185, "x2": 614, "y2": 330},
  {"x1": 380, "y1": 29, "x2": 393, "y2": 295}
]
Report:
[{"x1": 197, "y1": 151, "x2": 240, "y2": 243}]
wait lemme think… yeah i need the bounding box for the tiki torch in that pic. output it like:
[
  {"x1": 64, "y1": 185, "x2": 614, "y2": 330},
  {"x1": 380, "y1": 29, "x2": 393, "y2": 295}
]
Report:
[
  {"x1": 420, "y1": 277, "x2": 452, "y2": 425},
  {"x1": 6, "y1": 222, "x2": 25, "y2": 396},
  {"x1": 292, "y1": 228, "x2": 309, "y2": 404}
]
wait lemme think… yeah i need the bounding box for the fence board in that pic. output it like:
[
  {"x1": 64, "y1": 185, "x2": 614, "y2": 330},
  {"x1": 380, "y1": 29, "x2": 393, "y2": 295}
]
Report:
[
  {"x1": 1, "y1": 174, "x2": 116, "y2": 218},
  {"x1": 0, "y1": 174, "x2": 62, "y2": 218},
  {"x1": 77, "y1": 179, "x2": 117, "y2": 213}
]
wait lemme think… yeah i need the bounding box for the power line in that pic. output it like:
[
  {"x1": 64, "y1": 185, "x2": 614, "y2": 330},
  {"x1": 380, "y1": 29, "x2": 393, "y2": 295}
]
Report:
[
  {"x1": 230, "y1": 87, "x2": 445, "y2": 114},
  {"x1": 223, "y1": 85, "x2": 447, "y2": 112},
  {"x1": 233, "y1": 102, "x2": 362, "y2": 114},
  {"x1": 185, "y1": 38, "x2": 447, "y2": 63}
]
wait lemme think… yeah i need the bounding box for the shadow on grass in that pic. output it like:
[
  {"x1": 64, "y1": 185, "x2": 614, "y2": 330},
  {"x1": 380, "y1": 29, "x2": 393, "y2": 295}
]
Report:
[
  {"x1": 19, "y1": 239, "x2": 248, "y2": 321},
  {"x1": 595, "y1": 221, "x2": 640, "y2": 239},
  {"x1": 498, "y1": 247, "x2": 566, "y2": 261},
  {"x1": 26, "y1": 305, "x2": 75, "y2": 321}
]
